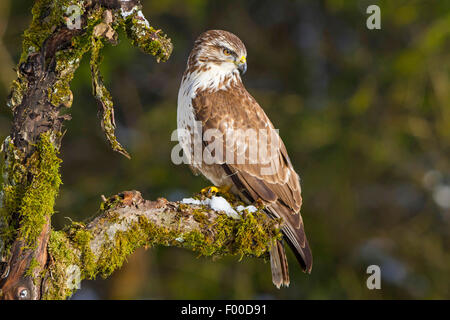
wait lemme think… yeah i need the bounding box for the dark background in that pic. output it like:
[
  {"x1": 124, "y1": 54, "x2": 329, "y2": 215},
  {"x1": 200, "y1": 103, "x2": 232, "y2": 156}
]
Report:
[{"x1": 0, "y1": 0, "x2": 449, "y2": 299}]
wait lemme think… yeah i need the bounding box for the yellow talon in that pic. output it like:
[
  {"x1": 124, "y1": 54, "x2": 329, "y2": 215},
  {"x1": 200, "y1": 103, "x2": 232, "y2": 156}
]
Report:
[
  {"x1": 200, "y1": 185, "x2": 232, "y2": 195},
  {"x1": 201, "y1": 186, "x2": 220, "y2": 195},
  {"x1": 199, "y1": 185, "x2": 238, "y2": 203}
]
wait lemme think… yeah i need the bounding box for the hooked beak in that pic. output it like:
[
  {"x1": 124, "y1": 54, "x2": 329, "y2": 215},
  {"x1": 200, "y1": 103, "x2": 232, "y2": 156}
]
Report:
[{"x1": 237, "y1": 56, "x2": 247, "y2": 75}]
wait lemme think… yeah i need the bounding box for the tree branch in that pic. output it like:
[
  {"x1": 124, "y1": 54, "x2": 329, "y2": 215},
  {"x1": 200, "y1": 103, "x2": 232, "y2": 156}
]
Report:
[{"x1": 42, "y1": 191, "x2": 281, "y2": 300}]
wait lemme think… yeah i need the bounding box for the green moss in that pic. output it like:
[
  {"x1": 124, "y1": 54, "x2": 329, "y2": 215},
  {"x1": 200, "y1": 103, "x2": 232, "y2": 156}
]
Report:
[
  {"x1": 234, "y1": 211, "x2": 281, "y2": 258},
  {"x1": 0, "y1": 133, "x2": 62, "y2": 251},
  {"x1": 44, "y1": 230, "x2": 79, "y2": 300},
  {"x1": 48, "y1": 231, "x2": 77, "y2": 267},
  {"x1": 44, "y1": 225, "x2": 97, "y2": 299},
  {"x1": 121, "y1": 8, "x2": 173, "y2": 62},
  {"x1": 191, "y1": 208, "x2": 210, "y2": 224},
  {"x1": 17, "y1": 133, "x2": 62, "y2": 247},
  {"x1": 182, "y1": 210, "x2": 281, "y2": 259},
  {"x1": 25, "y1": 257, "x2": 40, "y2": 278},
  {"x1": 68, "y1": 226, "x2": 95, "y2": 279}
]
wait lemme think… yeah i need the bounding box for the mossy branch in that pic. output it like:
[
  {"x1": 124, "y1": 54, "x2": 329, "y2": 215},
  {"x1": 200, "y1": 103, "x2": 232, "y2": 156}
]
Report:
[{"x1": 42, "y1": 191, "x2": 281, "y2": 300}]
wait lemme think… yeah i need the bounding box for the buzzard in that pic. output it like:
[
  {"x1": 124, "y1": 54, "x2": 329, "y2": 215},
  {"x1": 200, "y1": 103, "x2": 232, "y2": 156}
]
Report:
[{"x1": 177, "y1": 30, "x2": 312, "y2": 288}]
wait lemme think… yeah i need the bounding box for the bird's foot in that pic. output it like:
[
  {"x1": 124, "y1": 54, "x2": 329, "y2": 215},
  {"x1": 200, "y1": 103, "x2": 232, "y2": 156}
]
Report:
[
  {"x1": 200, "y1": 186, "x2": 220, "y2": 196},
  {"x1": 200, "y1": 186, "x2": 219, "y2": 198},
  {"x1": 200, "y1": 185, "x2": 232, "y2": 197},
  {"x1": 200, "y1": 186, "x2": 218, "y2": 194}
]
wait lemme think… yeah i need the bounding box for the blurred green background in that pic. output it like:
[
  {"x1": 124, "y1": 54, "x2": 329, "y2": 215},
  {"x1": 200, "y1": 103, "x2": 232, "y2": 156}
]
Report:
[{"x1": 0, "y1": 0, "x2": 449, "y2": 299}]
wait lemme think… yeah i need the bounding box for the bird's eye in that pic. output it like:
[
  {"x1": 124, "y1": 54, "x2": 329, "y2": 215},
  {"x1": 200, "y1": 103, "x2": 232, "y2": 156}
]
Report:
[{"x1": 223, "y1": 48, "x2": 232, "y2": 56}]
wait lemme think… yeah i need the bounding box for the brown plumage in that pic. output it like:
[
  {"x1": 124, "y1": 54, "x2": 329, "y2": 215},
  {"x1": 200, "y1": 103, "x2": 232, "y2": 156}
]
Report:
[{"x1": 177, "y1": 30, "x2": 312, "y2": 288}]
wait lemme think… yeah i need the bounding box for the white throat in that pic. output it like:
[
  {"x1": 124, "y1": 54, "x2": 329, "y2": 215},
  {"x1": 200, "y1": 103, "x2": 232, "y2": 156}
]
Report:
[{"x1": 179, "y1": 63, "x2": 240, "y2": 99}]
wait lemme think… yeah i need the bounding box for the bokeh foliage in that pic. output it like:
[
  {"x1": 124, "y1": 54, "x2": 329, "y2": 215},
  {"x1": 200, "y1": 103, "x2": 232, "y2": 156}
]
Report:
[{"x1": 0, "y1": 0, "x2": 448, "y2": 299}]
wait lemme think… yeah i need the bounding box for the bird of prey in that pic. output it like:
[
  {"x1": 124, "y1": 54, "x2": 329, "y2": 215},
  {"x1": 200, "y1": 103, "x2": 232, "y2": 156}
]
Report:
[{"x1": 177, "y1": 30, "x2": 312, "y2": 288}]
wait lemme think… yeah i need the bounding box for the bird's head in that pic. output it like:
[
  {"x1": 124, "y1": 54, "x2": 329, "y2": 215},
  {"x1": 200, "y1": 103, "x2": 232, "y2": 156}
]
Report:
[{"x1": 187, "y1": 30, "x2": 248, "y2": 76}]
